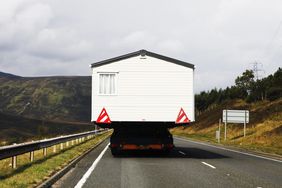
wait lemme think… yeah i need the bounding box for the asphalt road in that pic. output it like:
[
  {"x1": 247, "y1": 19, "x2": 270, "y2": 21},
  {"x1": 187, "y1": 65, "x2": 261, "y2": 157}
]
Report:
[{"x1": 53, "y1": 137, "x2": 282, "y2": 188}]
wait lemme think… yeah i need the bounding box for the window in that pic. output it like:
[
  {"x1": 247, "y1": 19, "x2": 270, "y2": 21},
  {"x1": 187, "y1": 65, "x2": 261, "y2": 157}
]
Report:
[{"x1": 99, "y1": 73, "x2": 117, "y2": 95}]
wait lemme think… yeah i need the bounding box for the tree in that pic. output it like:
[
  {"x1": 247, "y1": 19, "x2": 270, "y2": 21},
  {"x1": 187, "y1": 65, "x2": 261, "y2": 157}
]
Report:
[
  {"x1": 195, "y1": 68, "x2": 281, "y2": 113},
  {"x1": 235, "y1": 70, "x2": 255, "y2": 98},
  {"x1": 267, "y1": 67, "x2": 282, "y2": 101}
]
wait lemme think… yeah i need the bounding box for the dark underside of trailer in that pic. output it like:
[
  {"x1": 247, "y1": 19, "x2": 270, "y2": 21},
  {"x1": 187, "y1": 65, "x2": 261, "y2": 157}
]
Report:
[
  {"x1": 94, "y1": 122, "x2": 190, "y2": 155},
  {"x1": 95, "y1": 121, "x2": 189, "y2": 129}
]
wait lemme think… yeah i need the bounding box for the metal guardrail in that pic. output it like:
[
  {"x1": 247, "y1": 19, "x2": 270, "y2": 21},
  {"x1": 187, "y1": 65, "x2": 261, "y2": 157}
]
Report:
[{"x1": 0, "y1": 129, "x2": 107, "y2": 168}]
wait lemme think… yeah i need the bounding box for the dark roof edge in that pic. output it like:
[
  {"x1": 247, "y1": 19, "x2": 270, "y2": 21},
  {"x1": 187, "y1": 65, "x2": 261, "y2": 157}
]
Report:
[{"x1": 91, "y1": 49, "x2": 194, "y2": 69}]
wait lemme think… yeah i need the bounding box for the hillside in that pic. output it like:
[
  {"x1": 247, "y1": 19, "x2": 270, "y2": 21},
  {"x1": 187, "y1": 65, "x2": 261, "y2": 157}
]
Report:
[
  {"x1": 0, "y1": 73, "x2": 91, "y2": 122},
  {"x1": 171, "y1": 98, "x2": 282, "y2": 155},
  {"x1": 0, "y1": 112, "x2": 95, "y2": 146},
  {"x1": 0, "y1": 71, "x2": 20, "y2": 78}
]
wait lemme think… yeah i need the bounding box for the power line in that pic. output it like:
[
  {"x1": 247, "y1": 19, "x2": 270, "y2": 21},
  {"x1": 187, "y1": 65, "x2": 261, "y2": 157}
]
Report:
[{"x1": 263, "y1": 21, "x2": 282, "y2": 57}]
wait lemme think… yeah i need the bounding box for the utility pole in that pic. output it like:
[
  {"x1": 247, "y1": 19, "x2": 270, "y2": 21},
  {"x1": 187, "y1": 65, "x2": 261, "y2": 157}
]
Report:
[
  {"x1": 251, "y1": 61, "x2": 264, "y2": 80},
  {"x1": 251, "y1": 61, "x2": 266, "y2": 100}
]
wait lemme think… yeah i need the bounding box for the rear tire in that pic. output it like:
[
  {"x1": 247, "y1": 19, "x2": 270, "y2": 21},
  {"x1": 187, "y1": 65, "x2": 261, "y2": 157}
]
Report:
[
  {"x1": 162, "y1": 149, "x2": 171, "y2": 155},
  {"x1": 111, "y1": 148, "x2": 119, "y2": 156}
]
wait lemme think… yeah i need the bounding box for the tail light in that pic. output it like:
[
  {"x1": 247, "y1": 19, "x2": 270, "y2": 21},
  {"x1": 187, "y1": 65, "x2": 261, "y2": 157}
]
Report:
[
  {"x1": 166, "y1": 144, "x2": 174, "y2": 149},
  {"x1": 110, "y1": 143, "x2": 118, "y2": 148}
]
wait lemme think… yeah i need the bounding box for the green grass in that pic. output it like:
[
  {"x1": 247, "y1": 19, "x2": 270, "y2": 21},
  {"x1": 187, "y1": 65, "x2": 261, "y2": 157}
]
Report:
[
  {"x1": 172, "y1": 121, "x2": 282, "y2": 156},
  {"x1": 171, "y1": 99, "x2": 282, "y2": 156},
  {"x1": 0, "y1": 131, "x2": 112, "y2": 188},
  {"x1": 172, "y1": 131, "x2": 282, "y2": 156}
]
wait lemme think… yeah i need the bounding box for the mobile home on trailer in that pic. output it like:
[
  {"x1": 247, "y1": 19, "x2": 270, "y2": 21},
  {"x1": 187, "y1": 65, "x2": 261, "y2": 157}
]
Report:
[{"x1": 91, "y1": 49, "x2": 194, "y2": 154}]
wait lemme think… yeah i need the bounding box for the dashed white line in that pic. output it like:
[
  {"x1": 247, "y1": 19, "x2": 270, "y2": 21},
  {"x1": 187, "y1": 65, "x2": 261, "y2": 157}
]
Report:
[
  {"x1": 178, "y1": 151, "x2": 186, "y2": 155},
  {"x1": 201, "y1": 161, "x2": 216, "y2": 169},
  {"x1": 74, "y1": 143, "x2": 109, "y2": 188},
  {"x1": 175, "y1": 137, "x2": 282, "y2": 163}
]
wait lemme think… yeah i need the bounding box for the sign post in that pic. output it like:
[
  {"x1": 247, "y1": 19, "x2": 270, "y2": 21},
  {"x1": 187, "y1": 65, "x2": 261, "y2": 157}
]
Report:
[
  {"x1": 244, "y1": 110, "x2": 247, "y2": 137},
  {"x1": 218, "y1": 119, "x2": 221, "y2": 143},
  {"x1": 223, "y1": 110, "x2": 249, "y2": 140},
  {"x1": 225, "y1": 110, "x2": 227, "y2": 140},
  {"x1": 216, "y1": 131, "x2": 220, "y2": 143}
]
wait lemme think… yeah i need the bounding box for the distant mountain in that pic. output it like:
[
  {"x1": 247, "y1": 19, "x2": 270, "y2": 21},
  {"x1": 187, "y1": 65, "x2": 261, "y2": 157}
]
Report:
[
  {"x1": 0, "y1": 73, "x2": 91, "y2": 122},
  {"x1": 0, "y1": 112, "x2": 94, "y2": 145},
  {"x1": 0, "y1": 71, "x2": 20, "y2": 78}
]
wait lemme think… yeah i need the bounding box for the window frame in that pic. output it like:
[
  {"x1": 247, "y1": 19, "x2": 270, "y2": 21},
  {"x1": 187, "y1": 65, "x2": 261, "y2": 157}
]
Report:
[{"x1": 97, "y1": 72, "x2": 118, "y2": 96}]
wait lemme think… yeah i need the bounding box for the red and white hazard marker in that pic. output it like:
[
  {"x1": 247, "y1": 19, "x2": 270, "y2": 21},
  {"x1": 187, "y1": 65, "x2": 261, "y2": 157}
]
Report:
[
  {"x1": 176, "y1": 108, "x2": 190, "y2": 124},
  {"x1": 96, "y1": 108, "x2": 111, "y2": 124}
]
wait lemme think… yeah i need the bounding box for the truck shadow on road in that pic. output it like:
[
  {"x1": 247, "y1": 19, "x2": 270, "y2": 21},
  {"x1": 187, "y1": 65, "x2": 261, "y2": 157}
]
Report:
[{"x1": 113, "y1": 147, "x2": 228, "y2": 159}]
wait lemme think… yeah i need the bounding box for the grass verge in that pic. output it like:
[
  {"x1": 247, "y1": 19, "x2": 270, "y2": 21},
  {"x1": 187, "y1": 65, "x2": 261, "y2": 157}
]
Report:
[
  {"x1": 171, "y1": 125, "x2": 282, "y2": 157},
  {"x1": 171, "y1": 99, "x2": 282, "y2": 157},
  {"x1": 0, "y1": 131, "x2": 112, "y2": 188}
]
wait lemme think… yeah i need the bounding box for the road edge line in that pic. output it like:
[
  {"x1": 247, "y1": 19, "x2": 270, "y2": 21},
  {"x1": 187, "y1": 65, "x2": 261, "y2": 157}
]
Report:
[
  {"x1": 37, "y1": 132, "x2": 111, "y2": 188},
  {"x1": 74, "y1": 143, "x2": 109, "y2": 188},
  {"x1": 175, "y1": 136, "x2": 282, "y2": 163}
]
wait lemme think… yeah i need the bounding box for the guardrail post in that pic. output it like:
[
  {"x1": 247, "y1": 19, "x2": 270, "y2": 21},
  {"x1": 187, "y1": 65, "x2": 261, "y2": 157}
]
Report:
[
  {"x1": 30, "y1": 151, "x2": 34, "y2": 162},
  {"x1": 53, "y1": 145, "x2": 56, "y2": 153},
  {"x1": 71, "y1": 140, "x2": 74, "y2": 146},
  {"x1": 12, "y1": 156, "x2": 17, "y2": 169},
  {"x1": 60, "y1": 143, "x2": 64, "y2": 150},
  {"x1": 43, "y1": 148, "x2": 47, "y2": 157},
  {"x1": 66, "y1": 141, "x2": 69, "y2": 147},
  {"x1": 95, "y1": 125, "x2": 97, "y2": 135}
]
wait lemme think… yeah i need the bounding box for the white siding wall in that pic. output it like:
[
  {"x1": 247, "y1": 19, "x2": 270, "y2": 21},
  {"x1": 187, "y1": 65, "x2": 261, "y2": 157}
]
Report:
[{"x1": 91, "y1": 55, "x2": 195, "y2": 122}]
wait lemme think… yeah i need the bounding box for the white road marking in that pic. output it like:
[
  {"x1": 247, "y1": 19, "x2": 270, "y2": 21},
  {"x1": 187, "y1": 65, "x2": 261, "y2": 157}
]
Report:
[
  {"x1": 175, "y1": 137, "x2": 282, "y2": 163},
  {"x1": 178, "y1": 151, "x2": 186, "y2": 155},
  {"x1": 74, "y1": 143, "x2": 109, "y2": 188},
  {"x1": 201, "y1": 162, "x2": 216, "y2": 169}
]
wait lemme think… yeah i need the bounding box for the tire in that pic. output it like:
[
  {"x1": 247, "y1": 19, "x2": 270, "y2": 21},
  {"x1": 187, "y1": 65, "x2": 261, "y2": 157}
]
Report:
[
  {"x1": 162, "y1": 149, "x2": 171, "y2": 155},
  {"x1": 111, "y1": 148, "x2": 119, "y2": 156}
]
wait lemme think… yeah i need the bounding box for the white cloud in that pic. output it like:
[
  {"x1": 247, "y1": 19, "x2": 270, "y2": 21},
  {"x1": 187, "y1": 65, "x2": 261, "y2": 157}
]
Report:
[
  {"x1": 0, "y1": 0, "x2": 281, "y2": 92},
  {"x1": 157, "y1": 39, "x2": 185, "y2": 55},
  {"x1": 27, "y1": 28, "x2": 93, "y2": 60},
  {"x1": 110, "y1": 31, "x2": 157, "y2": 50},
  {"x1": 0, "y1": 1, "x2": 53, "y2": 48}
]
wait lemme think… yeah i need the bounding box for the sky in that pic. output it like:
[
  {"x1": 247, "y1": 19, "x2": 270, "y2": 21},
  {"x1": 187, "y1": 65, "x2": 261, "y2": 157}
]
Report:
[{"x1": 0, "y1": 0, "x2": 281, "y2": 93}]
